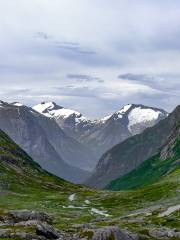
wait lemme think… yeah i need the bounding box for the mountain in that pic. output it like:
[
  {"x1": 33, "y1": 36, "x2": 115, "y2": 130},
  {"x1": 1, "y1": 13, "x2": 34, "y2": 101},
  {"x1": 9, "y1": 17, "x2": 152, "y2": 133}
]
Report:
[
  {"x1": 81, "y1": 104, "x2": 168, "y2": 158},
  {"x1": 0, "y1": 127, "x2": 72, "y2": 190},
  {"x1": 107, "y1": 118, "x2": 180, "y2": 190},
  {"x1": 86, "y1": 106, "x2": 179, "y2": 188},
  {"x1": 33, "y1": 102, "x2": 168, "y2": 161},
  {"x1": 0, "y1": 101, "x2": 92, "y2": 183},
  {"x1": 33, "y1": 101, "x2": 97, "y2": 140},
  {"x1": 0, "y1": 125, "x2": 179, "y2": 239}
]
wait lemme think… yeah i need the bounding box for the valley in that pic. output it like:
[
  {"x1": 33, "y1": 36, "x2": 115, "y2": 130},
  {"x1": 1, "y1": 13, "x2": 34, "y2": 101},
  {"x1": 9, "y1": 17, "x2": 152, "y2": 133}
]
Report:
[{"x1": 0, "y1": 103, "x2": 179, "y2": 239}]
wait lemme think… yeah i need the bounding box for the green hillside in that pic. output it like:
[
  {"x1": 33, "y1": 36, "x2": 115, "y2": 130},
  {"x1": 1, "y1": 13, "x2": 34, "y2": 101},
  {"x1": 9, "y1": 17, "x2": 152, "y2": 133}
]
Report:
[{"x1": 106, "y1": 139, "x2": 180, "y2": 191}]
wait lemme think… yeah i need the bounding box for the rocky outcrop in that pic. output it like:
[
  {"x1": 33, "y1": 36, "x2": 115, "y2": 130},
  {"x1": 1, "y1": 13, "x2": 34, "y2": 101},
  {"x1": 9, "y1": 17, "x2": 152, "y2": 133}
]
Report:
[
  {"x1": 8, "y1": 210, "x2": 52, "y2": 223},
  {"x1": 79, "y1": 226, "x2": 139, "y2": 240},
  {"x1": 0, "y1": 210, "x2": 62, "y2": 240},
  {"x1": 36, "y1": 223, "x2": 60, "y2": 239},
  {"x1": 148, "y1": 228, "x2": 180, "y2": 239},
  {"x1": 0, "y1": 210, "x2": 141, "y2": 240}
]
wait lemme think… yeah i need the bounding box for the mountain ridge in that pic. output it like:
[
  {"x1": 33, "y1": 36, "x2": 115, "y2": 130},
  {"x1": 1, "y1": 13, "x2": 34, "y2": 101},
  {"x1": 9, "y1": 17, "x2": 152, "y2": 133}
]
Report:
[
  {"x1": 106, "y1": 118, "x2": 180, "y2": 190},
  {"x1": 33, "y1": 101, "x2": 168, "y2": 161},
  {"x1": 86, "y1": 105, "x2": 179, "y2": 188}
]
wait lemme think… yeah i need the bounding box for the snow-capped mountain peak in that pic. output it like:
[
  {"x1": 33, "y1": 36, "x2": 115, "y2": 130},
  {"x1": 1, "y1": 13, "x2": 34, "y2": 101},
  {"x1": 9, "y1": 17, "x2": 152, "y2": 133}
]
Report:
[
  {"x1": 116, "y1": 104, "x2": 132, "y2": 119},
  {"x1": 118, "y1": 104, "x2": 132, "y2": 114},
  {"x1": 33, "y1": 102, "x2": 62, "y2": 116},
  {"x1": 33, "y1": 102, "x2": 88, "y2": 123}
]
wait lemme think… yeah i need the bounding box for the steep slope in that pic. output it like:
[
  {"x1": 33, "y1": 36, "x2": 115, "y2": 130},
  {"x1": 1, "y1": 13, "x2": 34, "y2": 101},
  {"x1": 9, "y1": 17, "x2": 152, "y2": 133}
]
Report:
[
  {"x1": 0, "y1": 128, "x2": 73, "y2": 191},
  {"x1": 33, "y1": 102, "x2": 97, "y2": 170},
  {"x1": 107, "y1": 123, "x2": 180, "y2": 190},
  {"x1": 0, "y1": 101, "x2": 90, "y2": 183},
  {"x1": 34, "y1": 102, "x2": 168, "y2": 161},
  {"x1": 86, "y1": 106, "x2": 180, "y2": 188}
]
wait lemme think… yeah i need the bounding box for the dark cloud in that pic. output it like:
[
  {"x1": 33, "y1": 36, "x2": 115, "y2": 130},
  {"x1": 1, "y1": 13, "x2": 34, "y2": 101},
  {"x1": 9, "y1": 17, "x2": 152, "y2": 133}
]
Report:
[
  {"x1": 55, "y1": 41, "x2": 96, "y2": 55},
  {"x1": 66, "y1": 74, "x2": 104, "y2": 82},
  {"x1": 118, "y1": 73, "x2": 152, "y2": 81},
  {"x1": 118, "y1": 73, "x2": 180, "y2": 92}
]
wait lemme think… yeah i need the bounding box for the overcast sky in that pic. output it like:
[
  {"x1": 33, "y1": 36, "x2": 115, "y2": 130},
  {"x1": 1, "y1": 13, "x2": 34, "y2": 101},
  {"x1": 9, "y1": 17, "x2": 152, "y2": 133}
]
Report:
[{"x1": 0, "y1": 0, "x2": 180, "y2": 118}]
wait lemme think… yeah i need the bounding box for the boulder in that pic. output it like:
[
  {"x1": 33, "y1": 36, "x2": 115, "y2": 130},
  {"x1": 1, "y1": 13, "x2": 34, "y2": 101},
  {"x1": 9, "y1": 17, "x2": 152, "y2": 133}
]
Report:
[
  {"x1": 149, "y1": 228, "x2": 180, "y2": 239},
  {"x1": 0, "y1": 229, "x2": 11, "y2": 238},
  {"x1": 79, "y1": 226, "x2": 139, "y2": 240},
  {"x1": 8, "y1": 210, "x2": 52, "y2": 223},
  {"x1": 36, "y1": 223, "x2": 60, "y2": 239}
]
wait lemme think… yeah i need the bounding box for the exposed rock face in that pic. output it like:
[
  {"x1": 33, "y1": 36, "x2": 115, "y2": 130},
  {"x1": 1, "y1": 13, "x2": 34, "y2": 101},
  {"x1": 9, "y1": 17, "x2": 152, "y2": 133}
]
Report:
[
  {"x1": 79, "y1": 226, "x2": 139, "y2": 240},
  {"x1": 0, "y1": 101, "x2": 92, "y2": 183},
  {"x1": 36, "y1": 223, "x2": 60, "y2": 239},
  {"x1": 0, "y1": 229, "x2": 46, "y2": 240},
  {"x1": 148, "y1": 228, "x2": 180, "y2": 239},
  {"x1": 86, "y1": 106, "x2": 180, "y2": 188},
  {"x1": 0, "y1": 210, "x2": 67, "y2": 239},
  {"x1": 8, "y1": 210, "x2": 52, "y2": 223}
]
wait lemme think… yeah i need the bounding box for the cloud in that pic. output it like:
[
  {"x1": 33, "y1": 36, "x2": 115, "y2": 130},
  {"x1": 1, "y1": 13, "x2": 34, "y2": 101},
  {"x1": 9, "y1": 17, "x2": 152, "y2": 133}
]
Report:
[
  {"x1": 118, "y1": 73, "x2": 180, "y2": 92},
  {"x1": 0, "y1": 1, "x2": 180, "y2": 117},
  {"x1": 55, "y1": 41, "x2": 96, "y2": 55},
  {"x1": 35, "y1": 32, "x2": 51, "y2": 40},
  {"x1": 66, "y1": 74, "x2": 103, "y2": 82}
]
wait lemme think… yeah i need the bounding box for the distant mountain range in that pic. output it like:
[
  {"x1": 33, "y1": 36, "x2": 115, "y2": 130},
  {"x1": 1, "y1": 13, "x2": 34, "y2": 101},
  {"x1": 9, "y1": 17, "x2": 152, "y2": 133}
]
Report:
[
  {"x1": 86, "y1": 106, "x2": 180, "y2": 188},
  {"x1": 0, "y1": 100, "x2": 168, "y2": 184},
  {"x1": 33, "y1": 102, "x2": 168, "y2": 161}
]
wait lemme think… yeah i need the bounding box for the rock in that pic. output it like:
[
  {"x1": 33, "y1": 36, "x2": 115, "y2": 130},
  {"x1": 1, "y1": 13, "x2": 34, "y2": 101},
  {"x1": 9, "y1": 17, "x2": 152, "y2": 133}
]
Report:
[
  {"x1": 79, "y1": 226, "x2": 139, "y2": 240},
  {"x1": 149, "y1": 228, "x2": 180, "y2": 239},
  {"x1": 8, "y1": 210, "x2": 52, "y2": 223},
  {"x1": 0, "y1": 229, "x2": 11, "y2": 238},
  {"x1": 73, "y1": 223, "x2": 91, "y2": 229},
  {"x1": 10, "y1": 232, "x2": 46, "y2": 240},
  {"x1": 14, "y1": 219, "x2": 41, "y2": 226},
  {"x1": 36, "y1": 223, "x2": 60, "y2": 239}
]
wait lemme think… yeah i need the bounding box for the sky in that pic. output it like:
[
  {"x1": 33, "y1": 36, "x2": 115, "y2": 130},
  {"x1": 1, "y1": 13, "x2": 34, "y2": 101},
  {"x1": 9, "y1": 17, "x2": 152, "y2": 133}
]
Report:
[{"x1": 0, "y1": 0, "x2": 180, "y2": 119}]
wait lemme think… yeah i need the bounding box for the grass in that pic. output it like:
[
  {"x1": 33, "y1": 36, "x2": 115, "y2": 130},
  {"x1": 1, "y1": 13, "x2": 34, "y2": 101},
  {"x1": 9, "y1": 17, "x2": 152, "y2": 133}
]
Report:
[
  {"x1": 0, "y1": 129, "x2": 179, "y2": 237},
  {"x1": 107, "y1": 140, "x2": 180, "y2": 191}
]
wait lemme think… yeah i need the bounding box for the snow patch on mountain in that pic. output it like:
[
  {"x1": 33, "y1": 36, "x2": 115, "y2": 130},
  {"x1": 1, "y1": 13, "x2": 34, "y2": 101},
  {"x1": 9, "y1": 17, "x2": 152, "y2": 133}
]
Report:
[
  {"x1": 33, "y1": 102, "x2": 88, "y2": 124},
  {"x1": 128, "y1": 107, "x2": 163, "y2": 134},
  {"x1": 118, "y1": 104, "x2": 132, "y2": 115},
  {"x1": 101, "y1": 115, "x2": 112, "y2": 123},
  {"x1": 12, "y1": 102, "x2": 24, "y2": 107}
]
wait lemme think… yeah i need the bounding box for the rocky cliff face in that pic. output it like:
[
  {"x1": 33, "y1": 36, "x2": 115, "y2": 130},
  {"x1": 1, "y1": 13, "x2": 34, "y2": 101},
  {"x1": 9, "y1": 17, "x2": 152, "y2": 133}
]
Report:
[{"x1": 0, "y1": 101, "x2": 91, "y2": 183}]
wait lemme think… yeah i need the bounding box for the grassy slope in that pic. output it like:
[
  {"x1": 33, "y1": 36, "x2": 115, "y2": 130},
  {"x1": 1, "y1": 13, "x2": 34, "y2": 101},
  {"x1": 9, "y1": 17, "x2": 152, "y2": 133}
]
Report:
[
  {"x1": 0, "y1": 129, "x2": 179, "y2": 237},
  {"x1": 106, "y1": 139, "x2": 180, "y2": 191}
]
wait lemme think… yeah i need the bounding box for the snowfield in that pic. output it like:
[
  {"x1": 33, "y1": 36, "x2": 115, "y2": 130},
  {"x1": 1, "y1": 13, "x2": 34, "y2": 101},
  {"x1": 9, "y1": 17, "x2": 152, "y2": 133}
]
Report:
[{"x1": 128, "y1": 107, "x2": 163, "y2": 133}]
